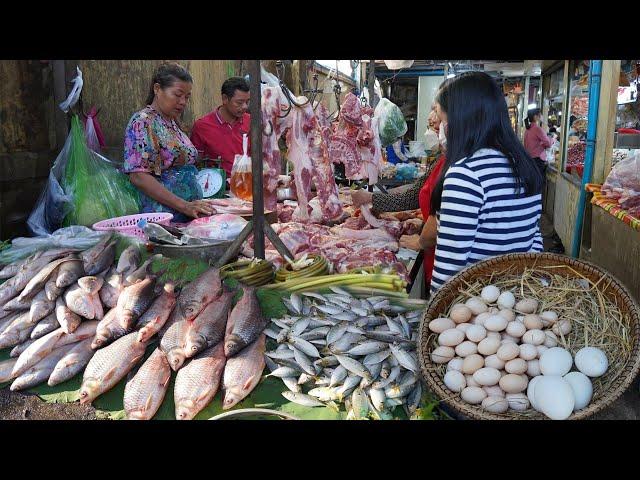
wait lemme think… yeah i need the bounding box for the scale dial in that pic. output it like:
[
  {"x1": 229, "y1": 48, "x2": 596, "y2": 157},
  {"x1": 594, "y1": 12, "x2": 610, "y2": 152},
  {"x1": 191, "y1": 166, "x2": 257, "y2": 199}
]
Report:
[{"x1": 197, "y1": 169, "x2": 223, "y2": 198}]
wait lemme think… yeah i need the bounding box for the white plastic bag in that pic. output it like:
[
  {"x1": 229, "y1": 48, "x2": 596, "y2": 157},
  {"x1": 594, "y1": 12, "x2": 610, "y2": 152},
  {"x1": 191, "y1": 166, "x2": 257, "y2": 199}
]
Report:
[
  {"x1": 374, "y1": 98, "x2": 408, "y2": 147},
  {"x1": 59, "y1": 67, "x2": 83, "y2": 113},
  {"x1": 424, "y1": 128, "x2": 439, "y2": 152},
  {"x1": 85, "y1": 114, "x2": 101, "y2": 152}
]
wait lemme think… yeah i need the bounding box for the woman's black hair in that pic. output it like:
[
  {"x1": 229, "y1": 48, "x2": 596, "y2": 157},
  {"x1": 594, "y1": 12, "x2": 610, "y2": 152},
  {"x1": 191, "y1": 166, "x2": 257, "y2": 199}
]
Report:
[
  {"x1": 525, "y1": 108, "x2": 542, "y2": 129},
  {"x1": 146, "y1": 62, "x2": 193, "y2": 105},
  {"x1": 430, "y1": 71, "x2": 543, "y2": 214}
]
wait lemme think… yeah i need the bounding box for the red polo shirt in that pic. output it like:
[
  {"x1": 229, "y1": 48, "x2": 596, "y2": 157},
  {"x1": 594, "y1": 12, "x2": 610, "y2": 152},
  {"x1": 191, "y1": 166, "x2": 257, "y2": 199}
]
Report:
[{"x1": 190, "y1": 106, "x2": 251, "y2": 176}]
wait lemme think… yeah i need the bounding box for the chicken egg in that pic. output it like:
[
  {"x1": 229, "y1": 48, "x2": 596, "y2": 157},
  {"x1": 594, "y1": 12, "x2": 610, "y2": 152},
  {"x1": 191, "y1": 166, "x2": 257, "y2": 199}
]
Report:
[
  {"x1": 486, "y1": 331, "x2": 502, "y2": 341},
  {"x1": 500, "y1": 334, "x2": 519, "y2": 344},
  {"x1": 461, "y1": 386, "x2": 487, "y2": 405},
  {"x1": 574, "y1": 347, "x2": 608, "y2": 377},
  {"x1": 506, "y1": 321, "x2": 526, "y2": 338},
  {"x1": 465, "y1": 297, "x2": 488, "y2": 315},
  {"x1": 477, "y1": 337, "x2": 501, "y2": 356},
  {"x1": 564, "y1": 371, "x2": 593, "y2": 410},
  {"x1": 484, "y1": 315, "x2": 508, "y2": 332},
  {"x1": 497, "y1": 291, "x2": 516, "y2": 310},
  {"x1": 482, "y1": 395, "x2": 509, "y2": 413},
  {"x1": 483, "y1": 385, "x2": 505, "y2": 397},
  {"x1": 465, "y1": 374, "x2": 480, "y2": 387},
  {"x1": 429, "y1": 317, "x2": 456, "y2": 333},
  {"x1": 543, "y1": 330, "x2": 558, "y2": 348},
  {"x1": 447, "y1": 357, "x2": 464, "y2": 372},
  {"x1": 534, "y1": 375, "x2": 575, "y2": 420},
  {"x1": 462, "y1": 354, "x2": 484, "y2": 374},
  {"x1": 455, "y1": 341, "x2": 478, "y2": 358},
  {"x1": 536, "y1": 345, "x2": 548, "y2": 358},
  {"x1": 497, "y1": 309, "x2": 516, "y2": 323},
  {"x1": 471, "y1": 312, "x2": 491, "y2": 326},
  {"x1": 519, "y1": 343, "x2": 538, "y2": 361},
  {"x1": 523, "y1": 314, "x2": 543, "y2": 330},
  {"x1": 450, "y1": 304, "x2": 473, "y2": 324},
  {"x1": 515, "y1": 315, "x2": 525, "y2": 323},
  {"x1": 540, "y1": 310, "x2": 559, "y2": 327},
  {"x1": 522, "y1": 329, "x2": 545, "y2": 345},
  {"x1": 484, "y1": 354, "x2": 505, "y2": 370},
  {"x1": 438, "y1": 329, "x2": 465, "y2": 347},
  {"x1": 480, "y1": 285, "x2": 501, "y2": 303},
  {"x1": 499, "y1": 374, "x2": 528, "y2": 393},
  {"x1": 526, "y1": 359, "x2": 541, "y2": 377},
  {"x1": 496, "y1": 343, "x2": 520, "y2": 361},
  {"x1": 506, "y1": 393, "x2": 530, "y2": 412},
  {"x1": 515, "y1": 298, "x2": 538, "y2": 314},
  {"x1": 505, "y1": 358, "x2": 527, "y2": 375},
  {"x1": 551, "y1": 319, "x2": 572, "y2": 336},
  {"x1": 456, "y1": 323, "x2": 472, "y2": 333},
  {"x1": 466, "y1": 325, "x2": 487, "y2": 343},
  {"x1": 488, "y1": 307, "x2": 500, "y2": 315},
  {"x1": 443, "y1": 370, "x2": 466, "y2": 393},
  {"x1": 431, "y1": 346, "x2": 455, "y2": 364},
  {"x1": 473, "y1": 367, "x2": 502, "y2": 386}
]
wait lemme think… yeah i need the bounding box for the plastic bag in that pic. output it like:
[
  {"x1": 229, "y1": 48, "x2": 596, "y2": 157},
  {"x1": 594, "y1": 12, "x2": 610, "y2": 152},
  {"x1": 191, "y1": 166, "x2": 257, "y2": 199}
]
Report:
[
  {"x1": 424, "y1": 128, "x2": 439, "y2": 152},
  {"x1": 602, "y1": 152, "x2": 640, "y2": 215},
  {"x1": 62, "y1": 115, "x2": 140, "y2": 228},
  {"x1": 375, "y1": 98, "x2": 408, "y2": 147},
  {"x1": 0, "y1": 226, "x2": 107, "y2": 265},
  {"x1": 181, "y1": 214, "x2": 248, "y2": 241},
  {"x1": 59, "y1": 67, "x2": 83, "y2": 113},
  {"x1": 229, "y1": 134, "x2": 253, "y2": 201}
]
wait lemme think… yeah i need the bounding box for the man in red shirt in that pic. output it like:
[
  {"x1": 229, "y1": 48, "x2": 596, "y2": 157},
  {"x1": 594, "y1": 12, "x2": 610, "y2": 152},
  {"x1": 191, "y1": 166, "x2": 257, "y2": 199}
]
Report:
[{"x1": 191, "y1": 77, "x2": 251, "y2": 176}]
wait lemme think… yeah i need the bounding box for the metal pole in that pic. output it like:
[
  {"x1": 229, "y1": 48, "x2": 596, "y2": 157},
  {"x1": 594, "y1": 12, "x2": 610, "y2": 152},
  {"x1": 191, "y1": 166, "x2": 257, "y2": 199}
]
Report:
[
  {"x1": 368, "y1": 59, "x2": 377, "y2": 108},
  {"x1": 248, "y1": 60, "x2": 265, "y2": 259}
]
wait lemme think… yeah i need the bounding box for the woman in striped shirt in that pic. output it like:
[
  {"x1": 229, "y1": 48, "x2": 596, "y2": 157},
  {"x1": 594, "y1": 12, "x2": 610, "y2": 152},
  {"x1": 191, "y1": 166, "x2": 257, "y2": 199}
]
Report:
[{"x1": 424, "y1": 72, "x2": 544, "y2": 295}]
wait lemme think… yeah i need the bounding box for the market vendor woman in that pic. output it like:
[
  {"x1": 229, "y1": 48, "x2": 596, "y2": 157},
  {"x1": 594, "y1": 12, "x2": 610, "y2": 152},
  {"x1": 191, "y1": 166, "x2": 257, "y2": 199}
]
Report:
[{"x1": 124, "y1": 62, "x2": 215, "y2": 222}]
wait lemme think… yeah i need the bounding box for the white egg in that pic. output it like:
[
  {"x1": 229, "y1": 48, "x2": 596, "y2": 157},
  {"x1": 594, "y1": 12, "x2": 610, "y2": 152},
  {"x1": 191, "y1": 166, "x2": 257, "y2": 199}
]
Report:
[
  {"x1": 482, "y1": 395, "x2": 509, "y2": 413},
  {"x1": 536, "y1": 345, "x2": 548, "y2": 358},
  {"x1": 515, "y1": 298, "x2": 538, "y2": 314},
  {"x1": 465, "y1": 297, "x2": 488, "y2": 315},
  {"x1": 526, "y1": 359, "x2": 541, "y2": 377},
  {"x1": 473, "y1": 367, "x2": 502, "y2": 386},
  {"x1": 564, "y1": 371, "x2": 593, "y2": 410},
  {"x1": 574, "y1": 347, "x2": 608, "y2": 377},
  {"x1": 496, "y1": 343, "x2": 520, "y2": 361},
  {"x1": 486, "y1": 331, "x2": 502, "y2": 341},
  {"x1": 506, "y1": 321, "x2": 526, "y2": 338},
  {"x1": 466, "y1": 325, "x2": 487, "y2": 343},
  {"x1": 438, "y1": 329, "x2": 465, "y2": 347},
  {"x1": 481, "y1": 285, "x2": 501, "y2": 303},
  {"x1": 534, "y1": 375, "x2": 575, "y2": 420},
  {"x1": 527, "y1": 375, "x2": 543, "y2": 411},
  {"x1": 505, "y1": 358, "x2": 527, "y2": 375},
  {"x1": 450, "y1": 304, "x2": 473, "y2": 324},
  {"x1": 428, "y1": 317, "x2": 456, "y2": 333},
  {"x1": 484, "y1": 354, "x2": 506, "y2": 370},
  {"x1": 551, "y1": 319, "x2": 572, "y2": 336},
  {"x1": 455, "y1": 341, "x2": 478, "y2": 358},
  {"x1": 522, "y1": 329, "x2": 545, "y2": 345},
  {"x1": 477, "y1": 337, "x2": 501, "y2": 356},
  {"x1": 515, "y1": 315, "x2": 525, "y2": 323},
  {"x1": 540, "y1": 311, "x2": 559, "y2": 327},
  {"x1": 543, "y1": 330, "x2": 558, "y2": 348},
  {"x1": 431, "y1": 346, "x2": 455, "y2": 364},
  {"x1": 443, "y1": 370, "x2": 466, "y2": 393},
  {"x1": 497, "y1": 291, "x2": 516, "y2": 310},
  {"x1": 462, "y1": 354, "x2": 484, "y2": 374},
  {"x1": 483, "y1": 385, "x2": 505, "y2": 397},
  {"x1": 519, "y1": 344, "x2": 538, "y2": 361},
  {"x1": 461, "y1": 386, "x2": 487, "y2": 405},
  {"x1": 499, "y1": 374, "x2": 528, "y2": 393},
  {"x1": 506, "y1": 393, "x2": 530, "y2": 411},
  {"x1": 523, "y1": 314, "x2": 543, "y2": 330},
  {"x1": 497, "y1": 309, "x2": 516, "y2": 323},
  {"x1": 456, "y1": 323, "x2": 472, "y2": 333},
  {"x1": 488, "y1": 307, "x2": 500, "y2": 314},
  {"x1": 465, "y1": 374, "x2": 480, "y2": 387},
  {"x1": 484, "y1": 315, "x2": 508, "y2": 332},
  {"x1": 447, "y1": 357, "x2": 464, "y2": 372},
  {"x1": 500, "y1": 334, "x2": 519, "y2": 344},
  {"x1": 539, "y1": 347, "x2": 573, "y2": 376}
]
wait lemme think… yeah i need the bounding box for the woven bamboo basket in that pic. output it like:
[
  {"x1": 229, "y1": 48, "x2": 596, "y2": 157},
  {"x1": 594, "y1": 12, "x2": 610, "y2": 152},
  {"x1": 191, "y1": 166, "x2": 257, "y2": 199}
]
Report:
[{"x1": 418, "y1": 252, "x2": 640, "y2": 420}]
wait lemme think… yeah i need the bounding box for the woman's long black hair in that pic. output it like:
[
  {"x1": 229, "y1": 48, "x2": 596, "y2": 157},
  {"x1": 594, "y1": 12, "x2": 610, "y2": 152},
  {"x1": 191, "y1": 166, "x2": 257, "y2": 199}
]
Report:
[
  {"x1": 525, "y1": 108, "x2": 542, "y2": 129},
  {"x1": 430, "y1": 72, "x2": 543, "y2": 213}
]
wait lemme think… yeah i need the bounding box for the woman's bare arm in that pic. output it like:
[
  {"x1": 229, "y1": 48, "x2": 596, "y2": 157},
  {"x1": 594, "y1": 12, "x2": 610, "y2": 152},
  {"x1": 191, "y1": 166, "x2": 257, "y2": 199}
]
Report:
[{"x1": 419, "y1": 215, "x2": 438, "y2": 249}]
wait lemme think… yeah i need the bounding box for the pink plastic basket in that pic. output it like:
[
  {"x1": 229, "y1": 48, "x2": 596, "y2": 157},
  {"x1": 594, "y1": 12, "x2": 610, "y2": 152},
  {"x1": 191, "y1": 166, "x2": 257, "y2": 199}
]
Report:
[{"x1": 92, "y1": 213, "x2": 174, "y2": 240}]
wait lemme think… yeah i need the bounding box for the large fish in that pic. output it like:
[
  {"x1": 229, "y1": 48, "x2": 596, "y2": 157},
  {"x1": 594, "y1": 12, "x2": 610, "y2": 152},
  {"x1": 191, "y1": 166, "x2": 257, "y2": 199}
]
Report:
[
  {"x1": 2, "y1": 294, "x2": 32, "y2": 312},
  {"x1": 78, "y1": 276, "x2": 104, "y2": 295},
  {"x1": 184, "y1": 289, "x2": 234, "y2": 359},
  {"x1": 222, "y1": 334, "x2": 266, "y2": 410},
  {"x1": 12, "y1": 328, "x2": 66, "y2": 377},
  {"x1": 0, "y1": 253, "x2": 40, "y2": 280},
  {"x1": 56, "y1": 259, "x2": 85, "y2": 289},
  {"x1": 64, "y1": 283, "x2": 95, "y2": 319},
  {"x1": 80, "y1": 234, "x2": 114, "y2": 272},
  {"x1": 80, "y1": 332, "x2": 149, "y2": 404},
  {"x1": 84, "y1": 240, "x2": 116, "y2": 276},
  {"x1": 0, "y1": 312, "x2": 36, "y2": 349},
  {"x1": 92, "y1": 307, "x2": 127, "y2": 349},
  {"x1": 116, "y1": 276, "x2": 157, "y2": 329},
  {"x1": 174, "y1": 267, "x2": 223, "y2": 323},
  {"x1": 0, "y1": 357, "x2": 18, "y2": 383},
  {"x1": 90, "y1": 293, "x2": 104, "y2": 321},
  {"x1": 224, "y1": 286, "x2": 267, "y2": 357},
  {"x1": 10, "y1": 337, "x2": 37, "y2": 358},
  {"x1": 116, "y1": 245, "x2": 141, "y2": 275},
  {"x1": 31, "y1": 313, "x2": 60, "y2": 340},
  {"x1": 135, "y1": 283, "x2": 177, "y2": 343},
  {"x1": 174, "y1": 343, "x2": 226, "y2": 420},
  {"x1": 159, "y1": 309, "x2": 190, "y2": 372},
  {"x1": 123, "y1": 348, "x2": 171, "y2": 420},
  {"x1": 48, "y1": 338, "x2": 95, "y2": 386},
  {"x1": 14, "y1": 255, "x2": 80, "y2": 303},
  {"x1": 124, "y1": 254, "x2": 162, "y2": 285},
  {"x1": 55, "y1": 297, "x2": 82, "y2": 334},
  {"x1": 45, "y1": 269, "x2": 65, "y2": 301},
  {"x1": 0, "y1": 310, "x2": 24, "y2": 332},
  {"x1": 30, "y1": 290, "x2": 56, "y2": 324},
  {"x1": 10, "y1": 343, "x2": 76, "y2": 391},
  {"x1": 99, "y1": 267, "x2": 125, "y2": 308},
  {"x1": 0, "y1": 255, "x2": 61, "y2": 307}
]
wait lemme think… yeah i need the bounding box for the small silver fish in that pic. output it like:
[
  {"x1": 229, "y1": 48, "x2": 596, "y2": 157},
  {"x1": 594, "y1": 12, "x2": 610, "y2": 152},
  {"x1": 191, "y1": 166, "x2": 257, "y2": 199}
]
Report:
[
  {"x1": 263, "y1": 327, "x2": 280, "y2": 340},
  {"x1": 288, "y1": 336, "x2": 320, "y2": 358},
  {"x1": 329, "y1": 364, "x2": 348, "y2": 387},
  {"x1": 293, "y1": 348, "x2": 315, "y2": 376},
  {"x1": 346, "y1": 341, "x2": 388, "y2": 356},
  {"x1": 281, "y1": 391, "x2": 325, "y2": 407},
  {"x1": 314, "y1": 356, "x2": 339, "y2": 368},
  {"x1": 389, "y1": 343, "x2": 419, "y2": 374},
  {"x1": 266, "y1": 366, "x2": 300, "y2": 378},
  {"x1": 297, "y1": 372, "x2": 315, "y2": 385},
  {"x1": 315, "y1": 304, "x2": 344, "y2": 316},
  {"x1": 327, "y1": 322, "x2": 349, "y2": 346},
  {"x1": 368, "y1": 387, "x2": 386, "y2": 412},
  {"x1": 333, "y1": 312, "x2": 358, "y2": 322},
  {"x1": 281, "y1": 377, "x2": 302, "y2": 393},
  {"x1": 335, "y1": 355, "x2": 372, "y2": 382},
  {"x1": 301, "y1": 292, "x2": 327, "y2": 302},
  {"x1": 308, "y1": 386, "x2": 340, "y2": 402},
  {"x1": 265, "y1": 349, "x2": 295, "y2": 360},
  {"x1": 290, "y1": 293, "x2": 302, "y2": 315},
  {"x1": 290, "y1": 318, "x2": 311, "y2": 337},
  {"x1": 363, "y1": 350, "x2": 391, "y2": 366}
]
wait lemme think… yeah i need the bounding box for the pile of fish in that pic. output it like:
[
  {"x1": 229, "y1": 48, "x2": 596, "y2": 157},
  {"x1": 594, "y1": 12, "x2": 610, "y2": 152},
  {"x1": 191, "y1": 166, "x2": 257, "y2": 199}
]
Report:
[{"x1": 263, "y1": 289, "x2": 424, "y2": 420}]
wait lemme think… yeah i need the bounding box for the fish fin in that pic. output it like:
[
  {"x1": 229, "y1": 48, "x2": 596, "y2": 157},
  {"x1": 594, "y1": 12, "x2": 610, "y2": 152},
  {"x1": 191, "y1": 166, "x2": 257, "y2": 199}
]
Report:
[
  {"x1": 195, "y1": 389, "x2": 214, "y2": 404},
  {"x1": 102, "y1": 366, "x2": 119, "y2": 383},
  {"x1": 243, "y1": 374, "x2": 258, "y2": 391},
  {"x1": 144, "y1": 395, "x2": 153, "y2": 412},
  {"x1": 161, "y1": 370, "x2": 171, "y2": 388}
]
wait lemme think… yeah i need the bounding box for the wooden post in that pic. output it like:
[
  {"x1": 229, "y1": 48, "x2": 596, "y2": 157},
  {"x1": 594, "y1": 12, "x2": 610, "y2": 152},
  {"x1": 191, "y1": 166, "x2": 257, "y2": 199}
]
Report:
[{"x1": 248, "y1": 60, "x2": 265, "y2": 259}]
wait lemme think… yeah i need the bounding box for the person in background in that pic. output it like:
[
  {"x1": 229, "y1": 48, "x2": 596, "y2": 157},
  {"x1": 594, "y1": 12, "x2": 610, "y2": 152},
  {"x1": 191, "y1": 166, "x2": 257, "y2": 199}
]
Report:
[
  {"x1": 524, "y1": 108, "x2": 553, "y2": 176},
  {"x1": 190, "y1": 77, "x2": 251, "y2": 177},
  {"x1": 424, "y1": 72, "x2": 544, "y2": 295},
  {"x1": 385, "y1": 137, "x2": 410, "y2": 164},
  {"x1": 124, "y1": 62, "x2": 215, "y2": 222}
]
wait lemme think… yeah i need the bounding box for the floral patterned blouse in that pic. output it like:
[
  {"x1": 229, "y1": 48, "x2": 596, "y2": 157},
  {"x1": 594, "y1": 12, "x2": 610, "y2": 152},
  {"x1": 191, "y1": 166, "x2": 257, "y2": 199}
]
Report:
[{"x1": 123, "y1": 105, "x2": 197, "y2": 176}]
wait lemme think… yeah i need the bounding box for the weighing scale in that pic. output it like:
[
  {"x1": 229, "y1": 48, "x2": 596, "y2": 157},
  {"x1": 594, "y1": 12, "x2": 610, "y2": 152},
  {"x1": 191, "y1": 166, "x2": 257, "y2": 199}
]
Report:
[{"x1": 196, "y1": 156, "x2": 226, "y2": 199}]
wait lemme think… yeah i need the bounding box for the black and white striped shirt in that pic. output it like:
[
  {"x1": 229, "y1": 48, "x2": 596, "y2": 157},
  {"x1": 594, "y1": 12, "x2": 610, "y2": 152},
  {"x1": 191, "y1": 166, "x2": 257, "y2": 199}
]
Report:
[{"x1": 431, "y1": 149, "x2": 543, "y2": 294}]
